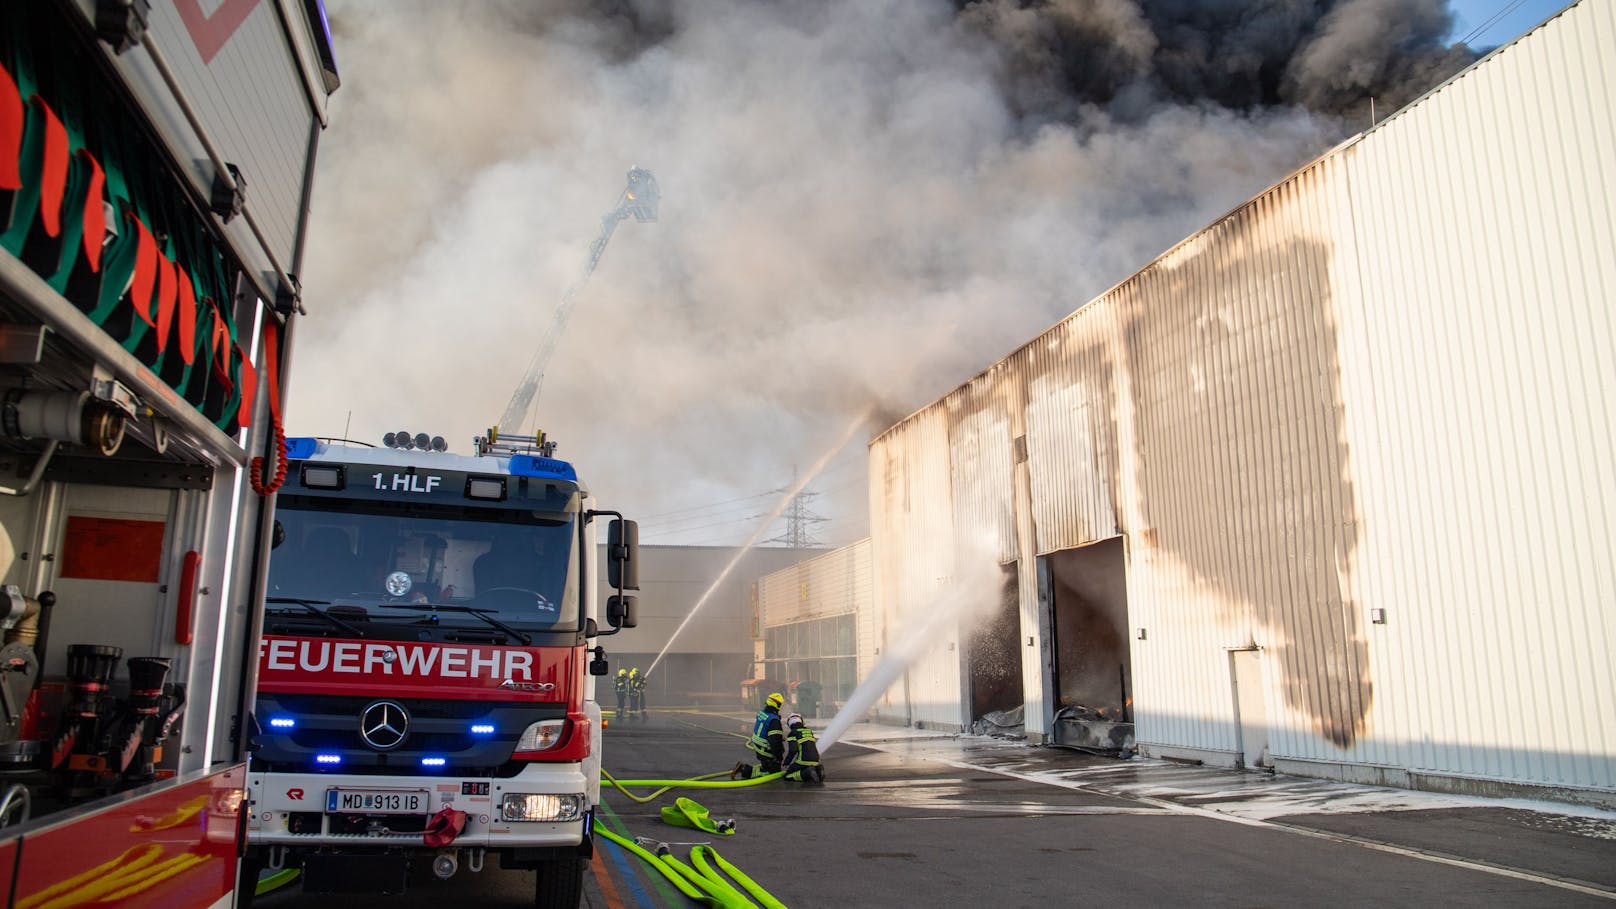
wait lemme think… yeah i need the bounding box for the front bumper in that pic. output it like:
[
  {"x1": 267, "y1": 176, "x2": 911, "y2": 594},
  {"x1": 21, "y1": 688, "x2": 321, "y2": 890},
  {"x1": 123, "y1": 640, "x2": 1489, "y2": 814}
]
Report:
[{"x1": 247, "y1": 761, "x2": 589, "y2": 848}]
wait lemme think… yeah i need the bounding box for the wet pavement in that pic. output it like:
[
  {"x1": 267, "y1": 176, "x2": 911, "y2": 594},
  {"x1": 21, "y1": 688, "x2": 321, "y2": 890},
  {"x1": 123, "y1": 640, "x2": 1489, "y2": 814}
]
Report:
[
  {"x1": 260, "y1": 708, "x2": 1616, "y2": 907},
  {"x1": 586, "y1": 710, "x2": 1616, "y2": 907}
]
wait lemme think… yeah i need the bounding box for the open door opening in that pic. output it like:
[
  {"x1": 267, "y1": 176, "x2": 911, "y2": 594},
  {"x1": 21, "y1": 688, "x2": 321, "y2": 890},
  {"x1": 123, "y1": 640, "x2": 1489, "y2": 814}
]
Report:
[
  {"x1": 1046, "y1": 537, "x2": 1134, "y2": 755},
  {"x1": 966, "y1": 564, "x2": 1023, "y2": 737}
]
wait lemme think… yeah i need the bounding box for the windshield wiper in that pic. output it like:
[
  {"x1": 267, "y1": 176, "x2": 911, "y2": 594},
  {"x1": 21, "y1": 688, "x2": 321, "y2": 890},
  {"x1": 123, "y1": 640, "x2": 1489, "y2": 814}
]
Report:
[
  {"x1": 371, "y1": 604, "x2": 533, "y2": 645},
  {"x1": 265, "y1": 597, "x2": 367, "y2": 638}
]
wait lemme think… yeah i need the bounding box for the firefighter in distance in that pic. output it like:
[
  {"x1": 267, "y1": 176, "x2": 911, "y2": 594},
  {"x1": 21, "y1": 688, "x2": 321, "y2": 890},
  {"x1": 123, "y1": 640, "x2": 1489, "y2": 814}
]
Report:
[
  {"x1": 613, "y1": 668, "x2": 629, "y2": 718},
  {"x1": 629, "y1": 668, "x2": 648, "y2": 720}
]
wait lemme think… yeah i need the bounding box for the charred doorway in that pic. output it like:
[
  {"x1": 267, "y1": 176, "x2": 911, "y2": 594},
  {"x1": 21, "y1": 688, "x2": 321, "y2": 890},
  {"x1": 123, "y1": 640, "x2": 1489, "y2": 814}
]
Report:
[
  {"x1": 966, "y1": 564, "x2": 1023, "y2": 735},
  {"x1": 1044, "y1": 537, "x2": 1134, "y2": 753}
]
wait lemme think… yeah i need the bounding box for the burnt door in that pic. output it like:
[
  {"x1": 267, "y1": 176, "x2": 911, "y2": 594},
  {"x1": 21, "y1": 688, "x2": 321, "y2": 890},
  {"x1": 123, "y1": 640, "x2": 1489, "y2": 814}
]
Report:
[
  {"x1": 967, "y1": 563, "x2": 1023, "y2": 722},
  {"x1": 1047, "y1": 537, "x2": 1131, "y2": 720}
]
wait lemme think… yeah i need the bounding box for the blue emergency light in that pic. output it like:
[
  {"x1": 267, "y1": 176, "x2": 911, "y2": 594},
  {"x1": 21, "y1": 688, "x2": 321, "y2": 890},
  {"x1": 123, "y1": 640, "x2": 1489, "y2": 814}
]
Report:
[
  {"x1": 269, "y1": 717, "x2": 296, "y2": 729},
  {"x1": 507, "y1": 455, "x2": 577, "y2": 481},
  {"x1": 285, "y1": 437, "x2": 319, "y2": 459},
  {"x1": 470, "y1": 724, "x2": 496, "y2": 735},
  {"x1": 315, "y1": 753, "x2": 342, "y2": 765},
  {"x1": 420, "y1": 757, "x2": 447, "y2": 768}
]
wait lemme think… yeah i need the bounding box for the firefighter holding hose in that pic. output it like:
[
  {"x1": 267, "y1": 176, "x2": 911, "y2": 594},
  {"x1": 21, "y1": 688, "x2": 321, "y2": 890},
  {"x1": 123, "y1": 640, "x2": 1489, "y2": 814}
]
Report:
[
  {"x1": 731, "y1": 691, "x2": 785, "y2": 779},
  {"x1": 782, "y1": 713, "x2": 825, "y2": 784},
  {"x1": 629, "y1": 668, "x2": 649, "y2": 720}
]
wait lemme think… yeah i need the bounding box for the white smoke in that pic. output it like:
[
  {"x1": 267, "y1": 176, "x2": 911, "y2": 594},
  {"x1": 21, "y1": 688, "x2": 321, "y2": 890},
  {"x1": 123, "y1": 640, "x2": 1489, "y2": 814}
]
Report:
[
  {"x1": 292, "y1": 0, "x2": 1357, "y2": 543},
  {"x1": 819, "y1": 533, "x2": 1007, "y2": 752}
]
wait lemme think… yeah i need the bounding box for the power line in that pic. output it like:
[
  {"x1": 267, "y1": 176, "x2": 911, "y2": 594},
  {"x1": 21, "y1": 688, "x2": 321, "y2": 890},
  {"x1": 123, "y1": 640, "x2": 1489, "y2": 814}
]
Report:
[
  {"x1": 641, "y1": 512, "x2": 767, "y2": 540},
  {"x1": 1460, "y1": 0, "x2": 1533, "y2": 46},
  {"x1": 636, "y1": 487, "x2": 788, "y2": 522},
  {"x1": 640, "y1": 503, "x2": 778, "y2": 532}
]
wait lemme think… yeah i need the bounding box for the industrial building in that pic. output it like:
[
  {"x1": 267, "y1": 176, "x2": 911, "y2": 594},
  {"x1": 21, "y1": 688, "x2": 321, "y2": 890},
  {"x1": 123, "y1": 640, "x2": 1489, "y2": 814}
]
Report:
[
  {"x1": 597, "y1": 544, "x2": 821, "y2": 708},
  {"x1": 762, "y1": 0, "x2": 1615, "y2": 804}
]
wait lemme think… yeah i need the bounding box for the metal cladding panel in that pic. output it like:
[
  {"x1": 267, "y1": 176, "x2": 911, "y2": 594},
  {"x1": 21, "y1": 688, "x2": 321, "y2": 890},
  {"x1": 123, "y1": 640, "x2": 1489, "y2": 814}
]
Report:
[
  {"x1": 1024, "y1": 306, "x2": 1122, "y2": 552},
  {"x1": 947, "y1": 388, "x2": 1017, "y2": 564},
  {"x1": 870, "y1": 410, "x2": 961, "y2": 726},
  {"x1": 1328, "y1": 0, "x2": 1616, "y2": 789},
  {"x1": 77, "y1": 0, "x2": 324, "y2": 295},
  {"x1": 758, "y1": 539, "x2": 872, "y2": 628}
]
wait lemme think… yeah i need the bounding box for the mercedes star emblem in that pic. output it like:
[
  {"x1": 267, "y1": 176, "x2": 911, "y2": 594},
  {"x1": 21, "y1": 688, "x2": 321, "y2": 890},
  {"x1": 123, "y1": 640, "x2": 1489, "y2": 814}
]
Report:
[{"x1": 359, "y1": 700, "x2": 409, "y2": 750}]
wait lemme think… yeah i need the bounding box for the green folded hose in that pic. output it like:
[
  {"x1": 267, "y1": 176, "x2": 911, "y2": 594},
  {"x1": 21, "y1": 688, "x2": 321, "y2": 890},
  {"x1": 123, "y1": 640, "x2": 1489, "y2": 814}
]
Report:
[{"x1": 661, "y1": 796, "x2": 734, "y2": 835}]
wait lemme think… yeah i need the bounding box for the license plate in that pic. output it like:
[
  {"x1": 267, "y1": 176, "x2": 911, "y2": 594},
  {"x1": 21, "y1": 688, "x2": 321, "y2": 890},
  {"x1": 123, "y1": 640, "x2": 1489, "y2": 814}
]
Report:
[{"x1": 325, "y1": 788, "x2": 430, "y2": 814}]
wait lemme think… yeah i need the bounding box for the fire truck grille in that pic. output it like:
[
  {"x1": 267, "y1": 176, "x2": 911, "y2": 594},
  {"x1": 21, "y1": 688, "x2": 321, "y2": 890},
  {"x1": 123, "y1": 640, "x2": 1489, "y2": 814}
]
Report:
[{"x1": 251, "y1": 693, "x2": 567, "y2": 775}]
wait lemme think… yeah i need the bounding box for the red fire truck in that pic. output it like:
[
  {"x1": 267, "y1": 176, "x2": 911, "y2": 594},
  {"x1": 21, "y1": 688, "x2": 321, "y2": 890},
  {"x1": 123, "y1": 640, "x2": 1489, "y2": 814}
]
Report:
[
  {"x1": 0, "y1": 1, "x2": 335, "y2": 907},
  {"x1": 243, "y1": 431, "x2": 639, "y2": 907}
]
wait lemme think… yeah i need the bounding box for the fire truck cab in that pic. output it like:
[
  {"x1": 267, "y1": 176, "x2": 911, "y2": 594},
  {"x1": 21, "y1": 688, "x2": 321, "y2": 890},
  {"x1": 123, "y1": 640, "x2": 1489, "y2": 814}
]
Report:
[{"x1": 244, "y1": 433, "x2": 638, "y2": 907}]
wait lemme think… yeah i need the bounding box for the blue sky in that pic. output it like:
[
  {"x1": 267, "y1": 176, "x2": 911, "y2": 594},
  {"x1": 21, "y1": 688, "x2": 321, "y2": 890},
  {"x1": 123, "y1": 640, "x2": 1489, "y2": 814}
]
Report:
[{"x1": 1448, "y1": 0, "x2": 1572, "y2": 47}]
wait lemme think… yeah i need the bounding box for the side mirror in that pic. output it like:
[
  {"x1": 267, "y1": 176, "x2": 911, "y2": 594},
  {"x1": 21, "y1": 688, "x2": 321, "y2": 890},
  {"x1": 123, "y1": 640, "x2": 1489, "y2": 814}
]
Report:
[
  {"x1": 585, "y1": 617, "x2": 599, "y2": 639},
  {"x1": 607, "y1": 519, "x2": 639, "y2": 591},
  {"x1": 589, "y1": 647, "x2": 609, "y2": 677},
  {"x1": 607, "y1": 595, "x2": 638, "y2": 629}
]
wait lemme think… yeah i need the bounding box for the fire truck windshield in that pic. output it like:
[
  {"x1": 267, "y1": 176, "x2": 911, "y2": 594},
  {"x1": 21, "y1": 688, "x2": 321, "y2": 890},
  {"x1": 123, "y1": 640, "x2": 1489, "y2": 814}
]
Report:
[{"x1": 265, "y1": 496, "x2": 578, "y2": 635}]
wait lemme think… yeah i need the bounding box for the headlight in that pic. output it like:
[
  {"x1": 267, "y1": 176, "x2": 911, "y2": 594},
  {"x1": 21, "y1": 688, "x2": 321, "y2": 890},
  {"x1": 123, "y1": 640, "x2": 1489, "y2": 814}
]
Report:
[
  {"x1": 501, "y1": 793, "x2": 584, "y2": 822},
  {"x1": 515, "y1": 720, "x2": 566, "y2": 752}
]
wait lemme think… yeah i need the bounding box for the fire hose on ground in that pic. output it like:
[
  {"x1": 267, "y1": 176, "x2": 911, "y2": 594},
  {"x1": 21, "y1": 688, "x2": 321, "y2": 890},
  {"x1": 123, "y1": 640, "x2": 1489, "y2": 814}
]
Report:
[
  {"x1": 592, "y1": 822, "x2": 786, "y2": 909},
  {"x1": 601, "y1": 768, "x2": 786, "y2": 802},
  {"x1": 597, "y1": 768, "x2": 793, "y2": 907}
]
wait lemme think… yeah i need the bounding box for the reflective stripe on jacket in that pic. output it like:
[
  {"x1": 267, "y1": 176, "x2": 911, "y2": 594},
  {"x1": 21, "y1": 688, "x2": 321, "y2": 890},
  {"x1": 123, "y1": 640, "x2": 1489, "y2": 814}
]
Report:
[
  {"x1": 748, "y1": 708, "x2": 783, "y2": 761},
  {"x1": 785, "y1": 725, "x2": 820, "y2": 767}
]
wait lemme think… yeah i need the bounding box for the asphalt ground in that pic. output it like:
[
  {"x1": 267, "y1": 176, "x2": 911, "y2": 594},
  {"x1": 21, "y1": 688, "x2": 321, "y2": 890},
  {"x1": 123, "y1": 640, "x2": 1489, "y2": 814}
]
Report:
[{"x1": 259, "y1": 708, "x2": 1616, "y2": 908}]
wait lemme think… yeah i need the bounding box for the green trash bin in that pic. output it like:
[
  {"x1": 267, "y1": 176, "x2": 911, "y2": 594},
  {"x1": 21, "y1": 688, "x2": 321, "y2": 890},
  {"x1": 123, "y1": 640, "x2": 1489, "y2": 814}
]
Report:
[{"x1": 794, "y1": 681, "x2": 822, "y2": 719}]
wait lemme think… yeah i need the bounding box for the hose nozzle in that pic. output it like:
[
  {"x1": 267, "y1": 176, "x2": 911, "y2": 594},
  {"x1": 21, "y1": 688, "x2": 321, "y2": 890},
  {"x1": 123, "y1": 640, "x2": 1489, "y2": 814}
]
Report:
[{"x1": 632, "y1": 836, "x2": 672, "y2": 856}]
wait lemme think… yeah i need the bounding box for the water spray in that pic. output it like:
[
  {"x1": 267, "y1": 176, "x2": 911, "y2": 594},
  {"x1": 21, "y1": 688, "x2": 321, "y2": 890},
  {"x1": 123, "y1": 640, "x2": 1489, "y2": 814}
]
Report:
[
  {"x1": 646, "y1": 407, "x2": 873, "y2": 676},
  {"x1": 819, "y1": 534, "x2": 1007, "y2": 752}
]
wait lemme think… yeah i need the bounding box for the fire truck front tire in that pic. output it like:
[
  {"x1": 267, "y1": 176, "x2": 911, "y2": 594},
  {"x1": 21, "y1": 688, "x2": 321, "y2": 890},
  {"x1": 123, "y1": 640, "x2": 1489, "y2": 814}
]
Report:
[{"x1": 534, "y1": 855, "x2": 585, "y2": 908}]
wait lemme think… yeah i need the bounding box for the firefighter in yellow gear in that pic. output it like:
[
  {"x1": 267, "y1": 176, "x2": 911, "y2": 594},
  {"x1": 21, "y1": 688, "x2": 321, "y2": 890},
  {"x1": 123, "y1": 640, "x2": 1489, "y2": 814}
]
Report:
[
  {"x1": 731, "y1": 691, "x2": 785, "y2": 779},
  {"x1": 782, "y1": 713, "x2": 824, "y2": 784},
  {"x1": 628, "y1": 668, "x2": 649, "y2": 720},
  {"x1": 613, "y1": 668, "x2": 629, "y2": 717}
]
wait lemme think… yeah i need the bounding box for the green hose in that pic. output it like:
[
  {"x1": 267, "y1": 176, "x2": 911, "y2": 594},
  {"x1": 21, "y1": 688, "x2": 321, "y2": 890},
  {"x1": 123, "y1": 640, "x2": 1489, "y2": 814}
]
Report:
[
  {"x1": 604, "y1": 769, "x2": 786, "y2": 790},
  {"x1": 600, "y1": 769, "x2": 734, "y2": 804},
  {"x1": 595, "y1": 767, "x2": 792, "y2": 905},
  {"x1": 254, "y1": 868, "x2": 300, "y2": 896},
  {"x1": 592, "y1": 821, "x2": 788, "y2": 909},
  {"x1": 692, "y1": 846, "x2": 788, "y2": 909},
  {"x1": 592, "y1": 821, "x2": 715, "y2": 904}
]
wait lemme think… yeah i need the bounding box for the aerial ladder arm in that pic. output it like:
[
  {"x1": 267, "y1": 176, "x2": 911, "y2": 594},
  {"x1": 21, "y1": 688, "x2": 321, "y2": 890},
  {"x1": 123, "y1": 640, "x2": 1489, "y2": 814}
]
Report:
[{"x1": 495, "y1": 167, "x2": 660, "y2": 437}]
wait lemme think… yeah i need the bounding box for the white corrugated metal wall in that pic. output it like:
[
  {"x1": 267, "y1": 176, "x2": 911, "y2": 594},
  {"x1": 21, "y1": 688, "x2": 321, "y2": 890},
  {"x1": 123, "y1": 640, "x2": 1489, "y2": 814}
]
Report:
[
  {"x1": 870, "y1": 408, "x2": 962, "y2": 726},
  {"x1": 1324, "y1": 0, "x2": 1616, "y2": 789},
  {"x1": 756, "y1": 540, "x2": 874, "y2": 707},
  {"x1": 867, "y1": 0, "x2": 1615, "y2": 795},
  {"x1": 757, "y1": 541, "x2": 873, "y2": 628}
]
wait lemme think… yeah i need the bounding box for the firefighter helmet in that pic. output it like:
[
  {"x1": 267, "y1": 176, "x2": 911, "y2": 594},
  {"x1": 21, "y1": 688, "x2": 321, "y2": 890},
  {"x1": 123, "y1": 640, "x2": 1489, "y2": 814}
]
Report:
[
  {"x1": 787, "y1": 713, "x2": 803, "y2": 727},
  {"x1": 617, "y1": 668, "x2": 627, "y2": 677},
  {"x1": 766, "y1": 692, "x2": 784, "y2": 708},
  {"x1": 630, "y1": 668, "x2": 639, "y2": 677}
]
